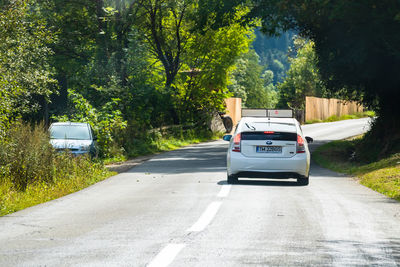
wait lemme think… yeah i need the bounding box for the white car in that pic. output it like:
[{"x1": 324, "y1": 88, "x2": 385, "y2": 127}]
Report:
[
  {"x1": 223, "y1": 110, "x2": 313, "y2": 185},
  {"x1": 49, "y1": 122, "x2": 98, "y2": 157}
]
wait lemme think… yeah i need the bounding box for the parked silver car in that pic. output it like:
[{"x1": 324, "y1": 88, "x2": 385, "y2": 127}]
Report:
[{"x1": 49, "y1": 122, "x2": 98, "y2": 157}]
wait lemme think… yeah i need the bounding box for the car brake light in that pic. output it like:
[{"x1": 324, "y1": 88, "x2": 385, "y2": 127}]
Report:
[
  {"x1": 297, "y1": 134, "x2": 305, "y2": 153},
  {"x1": 232, "y1": 133, "x2": 241, "y2": 152},
  {"x1": 264, "y1": 131, "x2": 275, "y2": 134}
]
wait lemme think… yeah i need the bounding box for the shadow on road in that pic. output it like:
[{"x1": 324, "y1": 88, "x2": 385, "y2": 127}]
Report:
[
  {"x1": 126, "y1": 142, "x2": 228, "y2": 174},
  {"x1": 124, "y1": 139, "x2": 352, "y2": 180}
]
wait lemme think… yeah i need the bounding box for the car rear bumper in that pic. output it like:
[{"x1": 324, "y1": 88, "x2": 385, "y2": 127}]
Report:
[
  {"x1": 227, "y1": 152, "x2": 310, "y2": 177},
  {"x1": 234, "y1": 171, "x2": 305, "y2": 179}
]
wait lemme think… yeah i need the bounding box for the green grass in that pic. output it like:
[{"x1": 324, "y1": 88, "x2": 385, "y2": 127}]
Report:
[
  {"x1": 103, "y1": 155, "x2": 128, "y2": 165},
  {"x1": 116, "y1": 130, "x2": 224, "y2": 162},
  {"x1": 306, "y1": 111, "x2": 375, "y2": 124},
  {"x1": 313, "y1": 138, "x2": 400, "y2": 201},
  {"x1": 0, "y1": 161, "x2": 114, "y2": 216},
  {"x1": 150, "y1": 133, "x2": 223, "y2": 152}
]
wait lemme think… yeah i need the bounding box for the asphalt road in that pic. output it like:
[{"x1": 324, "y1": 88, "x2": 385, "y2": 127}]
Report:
[{"x1": 1, "y1": 117, "x2": 400, "y2": 266}]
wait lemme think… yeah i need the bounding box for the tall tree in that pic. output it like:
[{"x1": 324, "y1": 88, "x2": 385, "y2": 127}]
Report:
[
  {"x1": 172, "y1": 6, "x2": 254, "y2": 123},
  {"x1": 277, "y1": 37, "x2": 327, "y2": 109},
  {"x1": 135, "y1": 0, "x2": 194, "y2": 87},
  {"x1": 0, "y1": 0, "x2": 57, "y2": 131},
  {"x1": 229, "y1": 49, "x2": 276, "y2": 108},
  {"x1": 246, "y1": 0, "x2": 400, "y2": 155}
]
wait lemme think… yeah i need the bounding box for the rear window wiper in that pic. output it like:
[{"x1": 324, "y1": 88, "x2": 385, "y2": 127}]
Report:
[{"x1": 245, "y1": 123, "x2": 256, "y2": 131}]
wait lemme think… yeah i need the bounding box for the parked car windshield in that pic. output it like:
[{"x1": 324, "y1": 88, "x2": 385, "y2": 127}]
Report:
[{"x1": 50, "y1": 125, "x2": 91, "y2": 140}]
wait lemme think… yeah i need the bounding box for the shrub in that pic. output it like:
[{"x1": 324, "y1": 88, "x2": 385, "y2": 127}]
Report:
[
  {"x1": 0, "y1": 122, "x2": 54, "y2": 190},
  {"x1": 53, "y1": 89, "x2": 127, "y2": 158}
]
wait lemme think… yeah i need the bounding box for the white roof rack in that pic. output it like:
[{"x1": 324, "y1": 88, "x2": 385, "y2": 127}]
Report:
[{"x1": 242, "y1": 109, "x2": 293, "y2": 118}]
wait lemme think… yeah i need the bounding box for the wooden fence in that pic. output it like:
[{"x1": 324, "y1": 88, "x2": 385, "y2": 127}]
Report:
[{"x1": 305, "y1": 96, "x2": 363, "y2": 121}]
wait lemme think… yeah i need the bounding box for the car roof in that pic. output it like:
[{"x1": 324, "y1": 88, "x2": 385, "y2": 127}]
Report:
[
  {"x1": 50, "y1": 122, "x2": 90, "y2": 127},
  {"x1": 240, "y1": 117, "x2": 297, "y2": 124},
  {"x1": 237, "y1": 117, "x2": 298, "y2": 133}
]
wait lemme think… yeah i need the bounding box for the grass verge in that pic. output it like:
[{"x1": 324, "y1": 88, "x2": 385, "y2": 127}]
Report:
[
  {"x1": 0, "y1": 158, "x2": 114, "y2": 216},
  {"x1": 306, "y1": 111, "x2": 375, "y2": 124},
  {"x1": 313, "y1": 138, "x2": 400, "y2": 201},
  {"x1": 105, "y1": 130, "x2": 224, "y2": 164}
]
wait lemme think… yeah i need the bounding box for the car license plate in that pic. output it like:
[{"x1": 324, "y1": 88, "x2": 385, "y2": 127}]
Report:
[{"x1": 256, "y1": 146, "x2": 282, "y2": 153}]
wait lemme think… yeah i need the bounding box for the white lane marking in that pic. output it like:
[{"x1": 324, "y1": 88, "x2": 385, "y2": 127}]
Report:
[
  {"x1": 147, "y1": 243, "x2": 185, "y2": 267},
  {"x1": 217, "y1": 185, "x2": 231, "y2": 198},
  {"x1": 187, "y1": 201, "x2": 222, "y2": 232}
]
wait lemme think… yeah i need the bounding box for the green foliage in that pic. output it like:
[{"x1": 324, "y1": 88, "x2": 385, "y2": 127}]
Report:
[
  {"x1": 0, "y1": 0, "x2": 57, "y2": 133},
  {"x1": 41, "y1": 0, "x2": 256, "y2": 139},
  {"x1": 247, "y1": 0, "x2": 400, "y2": 156},
  {"x1": 0, "y1": 0, "x2": 266, "y2": 164},
  {"x1": 355, "y1": 116, "x2": 400, "y2": 162},
  {"x1": 53, "y1": 89, "x2": 127, "y2": 158},
  {"x1": 172, "y1": 7, "x2": 254, "y2": 124},
  {"x1": 0, "y1": 122, "x2": 54, "y2": 191},
  {"x1": 135, "y1": 0, "x2": 197, "y2": 88},
  {"x1": 262, "y1": 70, "x2": 278, "y2": 107},
  {"x1": 229, "y1": 49, "x2": 277, "y2": 108},
  {"x1": 123, "y1": 127, "x2": 216, "y2": 158},
  {"x1": 277, "y1": 37, "x2": 327, "y2": 109},
  {"x1": 253, "y1": 30, "x2": 295, "y2": 84}
]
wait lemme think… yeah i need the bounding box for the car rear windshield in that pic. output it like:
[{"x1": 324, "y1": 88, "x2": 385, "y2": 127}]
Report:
[
  {"x1": 50, "y1": 125, "x2": 91, "y2": 140},
  {"x1": 244, "y1": 122, "x2": 296, "y2": 132},
  {"x1": 241, "y1": 131, "x2": 297, "y2": 141}
]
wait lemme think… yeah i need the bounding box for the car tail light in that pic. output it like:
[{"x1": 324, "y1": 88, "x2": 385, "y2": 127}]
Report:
[
  {"x1": 297, "y1": 134, "x2": 305, "y2": 153},
  {"x1": 232, "y1": 133, "x2": 241, "y2": 152},
  {"x1": 264, "y1": 131, "x2": 275, "y2": 134}
]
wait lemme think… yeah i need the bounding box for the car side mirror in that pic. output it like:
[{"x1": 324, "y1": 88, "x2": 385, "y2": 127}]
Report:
[
  {"x1": 305, "y1": 136, "x2": 313, "y2": 143},
  {"x1": 223, "y1": 135, "x2": 232, "y2": 141}
]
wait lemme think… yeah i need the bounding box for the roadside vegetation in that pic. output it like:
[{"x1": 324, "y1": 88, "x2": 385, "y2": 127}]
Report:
[
  {"x1": 0, "y1": 122, "x2": 219, "y2": 216},
  {"x1": 305, "y1": 111, "x2": 375, "y2": 124},
  {"x1": 313, "y1": 136, "x2": 400, "y2": 201},
  {"x1": 0, "y1": 123, "x2": 113, "y2": 216},
  {"x1": 104, "y1": 127, "x2": 222, "y2": 164}
]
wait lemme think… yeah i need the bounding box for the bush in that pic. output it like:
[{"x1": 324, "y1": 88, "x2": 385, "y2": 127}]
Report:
[
  {"x1": 0, "y1": 122, "x2": 54, "y2": 190},
  {"x1": 355, "y1": 115, "x2": 400, "y2": 162}
]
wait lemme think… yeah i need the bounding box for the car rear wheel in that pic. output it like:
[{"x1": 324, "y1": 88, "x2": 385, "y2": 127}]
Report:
[
  {"x1": 297, "y1": 176, "x2": 309, "y2": 186},
  {"x1": 227, "y1": 174, "x2": 238, "y2": 184}
]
